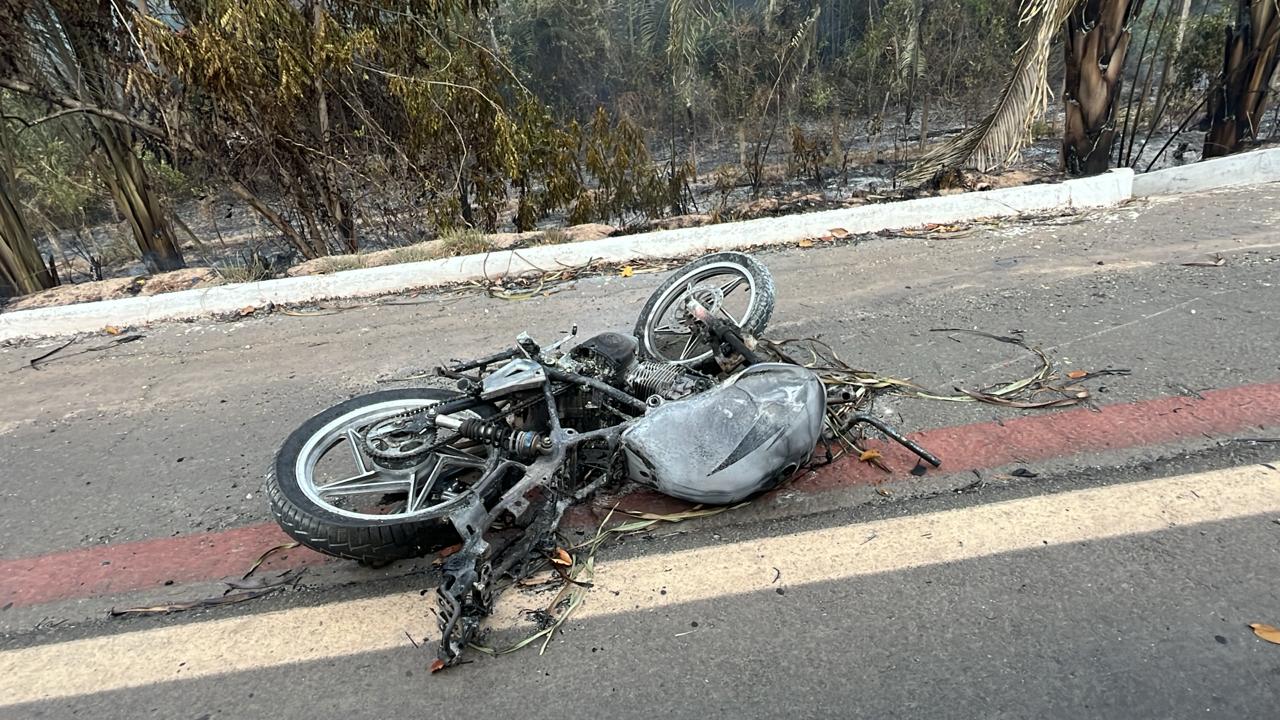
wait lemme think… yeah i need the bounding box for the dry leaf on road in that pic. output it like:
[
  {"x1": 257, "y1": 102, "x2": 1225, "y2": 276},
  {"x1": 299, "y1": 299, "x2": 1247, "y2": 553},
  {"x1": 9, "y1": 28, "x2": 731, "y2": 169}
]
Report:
[
  {"x1": 1181, "y1": 254, "x2": 1226, "y2": 267},
  {"x1": 241, "y1": 541, "x2": 300, "y2": 579},
  {"x1": 620, "y1": 265, "x2": 634, "y2": 278},
  {"x1": 104, "y1": 325, "x2": 122, "y2": 335},
  {"x1": 1067, "y1": 370, "x2": 1088, "y2": 379},
  {"x1": 1250, "y1": 623, "x2": 1280, "y2": 644},
  {"x1": 859, "y1": 449, "x2": 882, "y2": 462},
  {"x1": 797, "y1": 239, "x2": 815, "y2": 248}
]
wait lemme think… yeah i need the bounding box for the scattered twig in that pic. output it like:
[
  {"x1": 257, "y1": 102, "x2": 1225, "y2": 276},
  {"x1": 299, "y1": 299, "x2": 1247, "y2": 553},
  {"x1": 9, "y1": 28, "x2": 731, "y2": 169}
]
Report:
[
  {"x1": 110, "y1": 587, "x2": 285, "y2": 617},
  {"x1": 25, "y1": 338, "x2": 77, "y2": 370},
  {"x1": 241, "y1": 542, "x2": 300, "y2": 580},
  {"x1": 280, "y1": 308, "x2": 346, "y2": 317},
  {"x1": 23, "y1": 334, "x2": 142, "y2": 371},
  {"x1": 376, "y1": 372, "x2": 435, "y2": 383},
  {"x1": 224, "y1": 568, "x2": 304, "y2": 592},
  {"x1": 110, "y1": 540, "x2": 306, "y2": 617}
]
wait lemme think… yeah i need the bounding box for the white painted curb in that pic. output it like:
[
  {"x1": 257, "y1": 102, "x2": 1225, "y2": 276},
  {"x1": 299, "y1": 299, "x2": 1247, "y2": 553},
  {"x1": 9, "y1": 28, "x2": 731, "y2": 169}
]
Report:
[
  {"x1": 2, "y1": 168, "x2": 1133, "y2": 342},
  {"x1": 1132, "y1": 147, "x2": 1280, "y2": 197}
]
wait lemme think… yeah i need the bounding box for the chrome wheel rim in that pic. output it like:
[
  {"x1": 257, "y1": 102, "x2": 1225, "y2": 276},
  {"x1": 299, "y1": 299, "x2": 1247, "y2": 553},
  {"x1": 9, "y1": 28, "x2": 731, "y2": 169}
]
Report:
[
  {"x1": 640, "y1": 261, "x2": 759, "y2": 365},
  {"x1": 293, "y1": 399, "x2": 490, "y2": 520}
]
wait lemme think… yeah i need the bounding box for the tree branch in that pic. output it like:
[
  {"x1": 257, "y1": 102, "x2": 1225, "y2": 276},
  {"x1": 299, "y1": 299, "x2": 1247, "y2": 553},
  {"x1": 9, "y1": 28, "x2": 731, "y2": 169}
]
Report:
[
  {"x1": 1, "y1": 76, "x2": 317, "y2": 258},
  {"x1": 0, "y1": 77, "x2": 169, "y2": 139},
  {"x1": 1, "y1": 106, "x2": 120, "y2": 131}
]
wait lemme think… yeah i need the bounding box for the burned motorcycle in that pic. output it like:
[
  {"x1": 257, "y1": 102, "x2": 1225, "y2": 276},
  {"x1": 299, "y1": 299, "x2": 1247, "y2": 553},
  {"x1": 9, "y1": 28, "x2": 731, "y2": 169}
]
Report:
[{"x1": 267, "y1": 251, "x2": 939, "y2": 668}]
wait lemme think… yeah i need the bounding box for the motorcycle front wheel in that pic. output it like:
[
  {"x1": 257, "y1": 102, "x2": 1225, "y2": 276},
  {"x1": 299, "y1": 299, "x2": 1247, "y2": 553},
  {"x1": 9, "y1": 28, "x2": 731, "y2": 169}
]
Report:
[
  {"x1": 267, "y1": 388, "x2": 501, "y2": 564},
  {"x1": 633, "y1": 251, "x2": 775, "y2": 366}
]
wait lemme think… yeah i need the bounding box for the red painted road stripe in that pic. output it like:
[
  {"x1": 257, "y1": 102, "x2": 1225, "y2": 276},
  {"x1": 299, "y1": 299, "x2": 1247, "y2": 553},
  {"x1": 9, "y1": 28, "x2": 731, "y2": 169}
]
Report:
[
  {"x1": 3, "y1": 380, "x2": 1279, "y2": 610},
  {"x1": 796, "y1": 379, "x2": 1280, "y2": 494},
  {"x1": 0, "y1": 525, "x2": 328, "y2": 611}
]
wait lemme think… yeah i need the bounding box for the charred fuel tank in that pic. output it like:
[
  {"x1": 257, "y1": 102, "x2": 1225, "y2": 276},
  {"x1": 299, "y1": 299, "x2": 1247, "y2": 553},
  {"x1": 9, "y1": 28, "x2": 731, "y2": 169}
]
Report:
[{"x1": 621, "y1": 363, "x2": 825, "y2": 504}]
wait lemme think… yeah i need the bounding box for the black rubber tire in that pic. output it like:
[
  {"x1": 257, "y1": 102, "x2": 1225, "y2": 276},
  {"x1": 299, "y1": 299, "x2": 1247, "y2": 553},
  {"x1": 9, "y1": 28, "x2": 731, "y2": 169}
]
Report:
[
  {"x1": 633, "y1": 251, "x2": 776, "y2": 364},
  {"x1": 267, "y1": 388, "x2": 496, "y2": 564}
]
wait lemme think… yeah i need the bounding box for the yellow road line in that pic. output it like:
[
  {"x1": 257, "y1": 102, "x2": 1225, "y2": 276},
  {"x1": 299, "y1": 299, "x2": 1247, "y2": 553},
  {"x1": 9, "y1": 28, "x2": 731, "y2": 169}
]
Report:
[{"x1": 3, "y1": 461, "x2": 1277, "y2": 706}]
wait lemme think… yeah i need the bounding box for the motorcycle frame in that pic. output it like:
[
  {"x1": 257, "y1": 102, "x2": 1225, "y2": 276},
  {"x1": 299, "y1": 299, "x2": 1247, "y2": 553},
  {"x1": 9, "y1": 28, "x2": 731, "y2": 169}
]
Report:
[
  {"x1": 426, "y1": 344, "x2": 649, "y2": 666},
  {"x1": 424, "y1": 304, "x2": 939, "y2": 667},
  {"x1": 425, "y1": 300, "x2": 809, "y2": 666}
]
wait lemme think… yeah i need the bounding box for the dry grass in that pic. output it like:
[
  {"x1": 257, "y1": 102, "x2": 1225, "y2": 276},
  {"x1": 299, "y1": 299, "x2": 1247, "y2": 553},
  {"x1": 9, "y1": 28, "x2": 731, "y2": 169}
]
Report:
[
  {"x1": 313, "y1": 256, "x2": 368, "y2": 274},
  {"x1": 439, "y1": 228, "x2": 492, "y2": 256},
  {"x1": 537, "y1": 228, "x2": 571, "y2": 245},
  {"x1": 214, "y1": 256, "x2": 272, "y2": 283},
  {"x1": 377, "y1": 243, "x2": 446, "y2": 264}
]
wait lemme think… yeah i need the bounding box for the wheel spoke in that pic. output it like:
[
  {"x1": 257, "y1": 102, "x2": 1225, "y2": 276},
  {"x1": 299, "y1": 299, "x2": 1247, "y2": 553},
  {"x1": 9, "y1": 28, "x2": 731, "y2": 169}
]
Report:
[
  {"x1": 653, "y1": 323, "x2": 691, "y2": 335},
  {"x1": 346, "y1": 429, "x2": 369, "y2": 474},
  {"x1": 434, "y1": 445, "x2": 486, "y2": 468},
  {"x1": 319, "y1": 471, "x2": 409, "y2": 499},
  {"x1": 678, "y1": 333, "x2": 698, "y2": 360},
  {"x1": 402, "y1": 466, "x2": 420, "y2": 512},
  {"x1": 717, "y1": 302, "x2": 742, "y2": 326},
  {"x1": 406, "y1": 457, "x2": 442, "y2": 512},
  {"x1": 718, "y1": 275, "x2": 746, "y2": 296}
]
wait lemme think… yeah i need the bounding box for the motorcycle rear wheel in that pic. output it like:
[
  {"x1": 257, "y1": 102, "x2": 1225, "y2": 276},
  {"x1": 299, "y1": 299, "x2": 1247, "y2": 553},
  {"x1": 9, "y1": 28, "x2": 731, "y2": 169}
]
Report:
[
  {"x1": 267, "y1": 388, "x2": 499, "y2": 564},
  {"x1": 633, "y1": 251, "x2": 775, "y2": 366}
]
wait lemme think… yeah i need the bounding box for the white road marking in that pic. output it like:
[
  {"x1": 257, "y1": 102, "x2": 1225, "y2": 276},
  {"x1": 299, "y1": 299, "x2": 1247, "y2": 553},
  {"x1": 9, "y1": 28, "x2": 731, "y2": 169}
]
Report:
[{"x1": 2, "y1": 461, "x2": 1277, "y2": 706}]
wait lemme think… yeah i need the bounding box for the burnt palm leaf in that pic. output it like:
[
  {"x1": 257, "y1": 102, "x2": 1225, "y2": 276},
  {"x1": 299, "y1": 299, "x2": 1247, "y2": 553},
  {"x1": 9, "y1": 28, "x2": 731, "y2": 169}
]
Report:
[{"x1": 902, "y1": 0, "x2": 1080, "y2": 184}]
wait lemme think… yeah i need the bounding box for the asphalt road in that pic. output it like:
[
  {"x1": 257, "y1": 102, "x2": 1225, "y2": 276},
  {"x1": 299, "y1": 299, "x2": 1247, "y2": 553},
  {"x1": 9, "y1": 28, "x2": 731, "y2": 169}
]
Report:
[
  {"x1": 4, "y1": 451, "x2": 1280, "y2": 719},
  {"x1": 2, "y1": 183, "x2": 1280, "y2": 718},
  {"x1": 3, "y1": 186, "x2": 1278, "y2": 555}
]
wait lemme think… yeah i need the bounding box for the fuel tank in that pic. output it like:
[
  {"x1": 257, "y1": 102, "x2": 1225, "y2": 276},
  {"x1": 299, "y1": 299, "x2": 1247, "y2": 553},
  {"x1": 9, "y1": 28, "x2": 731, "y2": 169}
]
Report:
[{"x1": 621, "y1": 363, "x2": 825, "y2": 504}]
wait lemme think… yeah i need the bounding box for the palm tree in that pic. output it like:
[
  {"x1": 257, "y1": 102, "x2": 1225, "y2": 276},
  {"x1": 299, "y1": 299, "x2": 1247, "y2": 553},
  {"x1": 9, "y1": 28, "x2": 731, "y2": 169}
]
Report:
[
  {"x1": 1063, "y1": 0, "x2": 1145, "y2": 174},
  {"x1": 905, "y1": 0, "x2": 1143, "y2": 182},
  {"x1": 1203, "y1": 0, "x2": 1280, "y2": 157}
]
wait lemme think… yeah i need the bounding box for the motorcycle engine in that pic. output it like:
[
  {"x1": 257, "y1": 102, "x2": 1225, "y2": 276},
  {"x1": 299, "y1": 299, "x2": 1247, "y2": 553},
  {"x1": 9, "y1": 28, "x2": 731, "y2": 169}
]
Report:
[
  {"x1": 625, "y1": 361, "x2": 711, "y2": 401},
  {"x1": 567, "y1": 332, "x2": 709, "y2": 403},
  {"x1": 569, "y1": 332, "x2": 638, "y2": 384}
]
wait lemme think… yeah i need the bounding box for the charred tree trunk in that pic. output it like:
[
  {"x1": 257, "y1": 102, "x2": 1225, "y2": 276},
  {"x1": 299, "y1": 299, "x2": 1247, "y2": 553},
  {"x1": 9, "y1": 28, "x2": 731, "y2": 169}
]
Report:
[
  {"x1": 313, "y1": 3, "x2": 357, "y2": 254},
  {"x1": 43, "y1": 0, "x2": 186, "y2": 272},
  {"x1": 1063, "y1": 0, "x2": 1143, "y2": 175},
  {"x1": 1203, "y1": 0, "x2": 1280, "y2": 158},
  {"x1": 0, "y1": 152, "x2": 56, "y2": 297},
  {"x1": 1152, "y1": 0, "x2": 1194, "y2": 130},
  {"x1": 93, "y1": 121, "x2": 186, "y2": 272}
]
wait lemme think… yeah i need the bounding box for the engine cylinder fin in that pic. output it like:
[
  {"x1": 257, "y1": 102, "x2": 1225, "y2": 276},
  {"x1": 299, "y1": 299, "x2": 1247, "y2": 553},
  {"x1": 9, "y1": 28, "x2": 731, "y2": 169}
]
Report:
[{"x1": 625, "y1": 361, "x2": 707, "y2": 400}]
